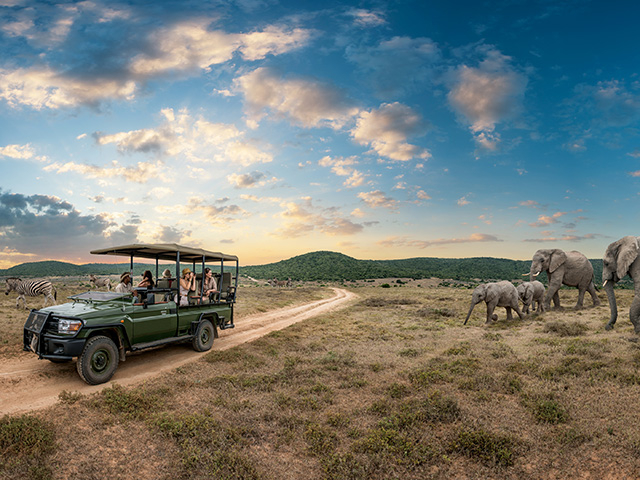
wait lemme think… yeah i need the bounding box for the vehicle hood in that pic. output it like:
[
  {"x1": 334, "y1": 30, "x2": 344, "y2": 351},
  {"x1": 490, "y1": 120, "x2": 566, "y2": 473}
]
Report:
[{"x1": 38, "y1": 299, "x2": 130, "y2": 319}]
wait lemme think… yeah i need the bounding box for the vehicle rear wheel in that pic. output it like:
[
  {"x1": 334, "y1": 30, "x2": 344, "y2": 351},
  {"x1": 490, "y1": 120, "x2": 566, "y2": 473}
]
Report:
[
  {"x1": 192, "y1": 320, "x2": 214, "y2": 352},
  {"x1": 76, "y1": 335, "x2": 119, "y2": 385}
]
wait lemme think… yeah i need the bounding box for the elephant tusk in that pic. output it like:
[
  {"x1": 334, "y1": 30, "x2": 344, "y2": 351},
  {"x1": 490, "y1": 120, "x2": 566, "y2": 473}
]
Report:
[
  {"x1": 603, "y1": 280, "x2": 608, "y2": 288},
  {"x1": 522, "y1": 273, "x2": 529, "y2": 276},
  {"x1": 533, "y1": 271, "x2": 540, "y2": 277}
]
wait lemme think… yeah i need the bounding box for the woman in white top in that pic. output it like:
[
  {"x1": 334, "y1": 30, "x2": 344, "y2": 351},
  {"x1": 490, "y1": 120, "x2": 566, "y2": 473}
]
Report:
[{"x1": 178, "y1": 268, "x2": 196, "y2": 306}]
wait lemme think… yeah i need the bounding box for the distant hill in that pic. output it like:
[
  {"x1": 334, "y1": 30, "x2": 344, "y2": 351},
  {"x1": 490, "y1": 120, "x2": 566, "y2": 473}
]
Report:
[
  {"x1": 0, "y1": 251, "x2": 605, "y2": 285},
  {"x1": 241, "y1": 251, "x2": 537, "y2": 282},
  {"x1": 0, "y1": 261, "x2": 164, "y2": 278},
  {"x1": 243, "y1": 251, "x2": 605, "y2": 283}
]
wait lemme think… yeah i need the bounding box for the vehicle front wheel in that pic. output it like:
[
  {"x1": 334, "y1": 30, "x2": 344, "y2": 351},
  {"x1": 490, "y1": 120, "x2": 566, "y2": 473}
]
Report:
[
  {"x1": 76, "y1": 335, "x2": 119, "y2": 385},
  {"x1": 192, "y1": 320, "x2": 214, "y2": 352}
]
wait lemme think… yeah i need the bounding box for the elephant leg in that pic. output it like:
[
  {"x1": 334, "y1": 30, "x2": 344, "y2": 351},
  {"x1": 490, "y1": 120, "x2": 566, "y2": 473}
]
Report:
[
  {"x1": 545, "y1": 277, "x2": 562, "y2": 310},
  {"x1": 552, "y1": 291, "x2": 561, "y2": 309},
  {"x1": 486, "y1": 300, "x2": 498, "y2": 323},
  {"x1": 513, "y1": 303, "x2": 525, "y2": 320},
  {"x1": 587, "y1": 284, "x2": 601, "y2": 307},
  {"x1": 575, "y1": 288, "x2": 586, "y2": 309},
  {"x1": 505, "y1": 307, "x2": 514, "y2": 320},
  {"x1": 630, "y1": 294, "x2": 640, "y2": 334}
]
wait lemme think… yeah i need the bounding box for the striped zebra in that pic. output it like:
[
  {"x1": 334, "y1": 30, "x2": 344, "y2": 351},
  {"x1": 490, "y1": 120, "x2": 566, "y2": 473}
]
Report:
[{"x1": 4, "y1": 277, "x2": 57, "y2": 309}]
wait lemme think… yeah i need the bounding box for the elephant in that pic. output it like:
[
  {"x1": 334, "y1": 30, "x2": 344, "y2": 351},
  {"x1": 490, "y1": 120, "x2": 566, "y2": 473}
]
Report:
[
  {"x1": 527, "y1": 249, "x2": 600, "y2": 310},
  {"x1": 602, "y1": 236, "x2": 640, "y2": 333},
  {"x1": 464, "y1": 281, "x2": 525, "y2": 325},
  {"x1": 517, "y1": 281, "x2": 545, "y2": 314}
]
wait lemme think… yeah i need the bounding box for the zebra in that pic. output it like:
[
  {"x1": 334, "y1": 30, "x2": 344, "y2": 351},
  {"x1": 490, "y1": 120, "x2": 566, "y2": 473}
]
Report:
[
  {"x1": 4, "y1": 277, "x2": 57, "y2": 309},
  {"x1": 89, "y1": 274, "x2": 111, "y2": 291}
]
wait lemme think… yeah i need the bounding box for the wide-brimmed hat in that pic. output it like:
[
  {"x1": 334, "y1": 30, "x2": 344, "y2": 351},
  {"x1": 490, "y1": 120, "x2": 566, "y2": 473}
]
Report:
[
  {"x1": 120, "y1": 272, "x2": 131, "y2": 281},
  {"x1": 162, "y1": 269, "x2": 172, "y2": 278},
  {"x1": 182, "y1": 268, "x2": 192, "y2": 277}
]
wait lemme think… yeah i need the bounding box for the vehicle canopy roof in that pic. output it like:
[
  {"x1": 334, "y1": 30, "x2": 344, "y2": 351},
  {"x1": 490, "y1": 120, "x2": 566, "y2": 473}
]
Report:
[{"x1": 90, "y1": 243, "x2": 238, "y2": 263}]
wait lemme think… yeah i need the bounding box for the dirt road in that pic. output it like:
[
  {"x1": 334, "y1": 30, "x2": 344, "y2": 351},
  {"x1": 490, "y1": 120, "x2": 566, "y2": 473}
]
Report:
[{"x1": 0, "y1": 287, "x2": 357, "y2": 415}]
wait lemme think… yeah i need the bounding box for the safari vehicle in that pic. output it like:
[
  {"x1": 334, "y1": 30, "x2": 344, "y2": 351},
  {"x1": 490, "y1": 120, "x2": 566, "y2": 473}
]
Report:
[{"x1": 23, "y1": 244, "x2": 238, "y2": 385}]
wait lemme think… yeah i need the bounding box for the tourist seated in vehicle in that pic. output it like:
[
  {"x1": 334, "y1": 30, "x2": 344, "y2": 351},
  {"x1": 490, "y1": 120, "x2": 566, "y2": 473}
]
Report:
[
  {"x1": 177, "y1": 268, "x2": 196, "y2": 306},
  {"x1": 115, "y1": 272, "x2": 134, "y2": 294},
  {"x1": 203, "y1": 267, "x2": 218, "y2": 300},
  {"x1": 137, "y1": 270, "x2": 155, "y2": 289}
]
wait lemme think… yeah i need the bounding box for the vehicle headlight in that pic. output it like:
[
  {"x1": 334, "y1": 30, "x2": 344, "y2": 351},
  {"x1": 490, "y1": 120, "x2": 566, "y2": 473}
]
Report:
[{"x1": 58, "y1": 319, "x2": 83, "y2": 334}]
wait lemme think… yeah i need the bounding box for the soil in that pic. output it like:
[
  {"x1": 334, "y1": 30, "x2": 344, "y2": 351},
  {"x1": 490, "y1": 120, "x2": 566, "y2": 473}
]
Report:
[{"x1": 0, "y1": 287, "x2": 357, "y2": 416}]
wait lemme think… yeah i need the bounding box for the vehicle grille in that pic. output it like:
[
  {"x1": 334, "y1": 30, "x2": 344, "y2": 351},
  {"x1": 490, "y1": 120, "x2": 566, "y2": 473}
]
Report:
[{"x1": 24, "y1": 311, "x2": 48, "y2": 333}]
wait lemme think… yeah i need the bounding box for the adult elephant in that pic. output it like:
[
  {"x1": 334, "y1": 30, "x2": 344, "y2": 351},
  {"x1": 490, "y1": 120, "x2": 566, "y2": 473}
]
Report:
[
  {"x1": 602, "y1": 236, "x2": 640, "y2": 332},
  {"x1": 528, "y1": 249, "x2": 600, "y2": 310}
]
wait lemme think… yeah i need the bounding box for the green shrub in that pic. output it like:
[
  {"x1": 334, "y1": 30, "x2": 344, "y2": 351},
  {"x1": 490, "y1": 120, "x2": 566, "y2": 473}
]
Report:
[
  {"x1": 543, "y1": 320, "x2": 588, "y2": 336},
  {"x1": 450, "y1": 427, "x2": 517, "y2": 467},
  {"x1": 533, "y1": 399, "x2": 569, "y2": 424}
]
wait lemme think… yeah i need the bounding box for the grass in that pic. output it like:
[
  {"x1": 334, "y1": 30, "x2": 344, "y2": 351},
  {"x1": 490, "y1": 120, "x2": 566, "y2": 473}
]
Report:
[
  {"x1": 0, "y1": 414, "x2": 56, "y2": 479},
  {"x1": 4, "y1": 283, "x2": 640, "y2": 478}
]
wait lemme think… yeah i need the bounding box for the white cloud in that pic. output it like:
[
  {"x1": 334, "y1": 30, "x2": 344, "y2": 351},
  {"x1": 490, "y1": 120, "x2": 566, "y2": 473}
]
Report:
[
  {"x1": 234, "y1": 67, "x2": 360, "y2": 129},
  {"x1": 273, "y1": 197, "x2": 364, "y2": 238},
  {"x1": 318, "y1": 155, "x2": 364, "y2": 187},
  {"x1": 130, "y1": 21, "x2": 310, "y2": 76},
  {"x1": 529, "y1": 211, "x2": 567, "y2": 227},
  {"x1": 0, "y1": 143, "x2": 35, "y2": 159},
  {"x1": 239, "y1": 25, "x2": 311, "y2": 61},
  {"x1": 447, "y1": 47, "x2": 527, "y2": 150},
  {"x1": 457, "y1": 196, "x2": 470, "y2": 206},
  {"x1": 228, "y1": 171, "x2": 273, "y2": 188},
  {"x1": 351, "y1": 102, "x2": 430, "y2": 161},
  {"x1": 358, "y1": 190, "x2": 398, "y2": 210},
  {"x1": 346, "y1": 9, "x2": 386, "y2": 27},
  {"x1": 0, "y1": 67, "x2": 136, "y2": 109},
  {"x1": 378, "y1": 233, "x2": 501, "y2": 249},
  {"x1": 44, "y1": 160, "x2": 163, "y2": 184}
]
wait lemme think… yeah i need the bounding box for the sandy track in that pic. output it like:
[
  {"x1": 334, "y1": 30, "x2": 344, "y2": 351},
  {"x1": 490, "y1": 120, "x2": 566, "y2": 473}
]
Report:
[{"x1": 0, "y1": 288, "x2": 357, "y2": 415}]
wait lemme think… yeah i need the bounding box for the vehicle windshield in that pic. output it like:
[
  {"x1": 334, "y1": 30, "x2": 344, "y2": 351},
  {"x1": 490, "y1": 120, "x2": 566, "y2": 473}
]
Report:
[{"x1": 70, "y1": 291, "x2": 131, "y2": 302}]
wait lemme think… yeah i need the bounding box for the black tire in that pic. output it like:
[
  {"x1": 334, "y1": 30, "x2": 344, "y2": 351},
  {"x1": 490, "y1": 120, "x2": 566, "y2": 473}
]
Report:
[
  {"x1": 76, "y1": 335, "x2": 119, "y2": 385},
  {"x1": 192, "y1": 320, "x2": 214, "y2": 352}
]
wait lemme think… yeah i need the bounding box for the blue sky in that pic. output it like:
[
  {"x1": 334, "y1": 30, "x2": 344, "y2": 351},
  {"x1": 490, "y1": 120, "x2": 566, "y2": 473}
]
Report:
[{"x1": 0, "y1": 0, "x2": 639, "y2": 267}]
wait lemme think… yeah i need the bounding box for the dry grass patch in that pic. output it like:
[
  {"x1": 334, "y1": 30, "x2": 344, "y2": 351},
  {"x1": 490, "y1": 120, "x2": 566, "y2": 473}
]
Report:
[{"x1": 6, "y1": 285, "x2": 640, "y2": 478}]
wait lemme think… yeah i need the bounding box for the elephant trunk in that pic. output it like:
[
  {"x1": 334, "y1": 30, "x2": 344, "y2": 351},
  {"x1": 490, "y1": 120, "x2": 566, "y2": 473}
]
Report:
[
  {"x1": 604, "y1": 280, "x2": 618, "y2": 330},
  {"x1": 529, "y1": 269, "x2": 541, "y2": 282},
  {"x1": 464, "y1": 301, "x2": 476, "y2": 325}
]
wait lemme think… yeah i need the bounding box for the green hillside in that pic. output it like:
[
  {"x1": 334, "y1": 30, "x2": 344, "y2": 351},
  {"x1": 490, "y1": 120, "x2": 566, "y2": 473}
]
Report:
[
  {"x1": 0, "y1": 251, "x2": 606, "y2": 284},
  {"x1": 241, "y1": 251, "x2": 539, "y2": 282}
]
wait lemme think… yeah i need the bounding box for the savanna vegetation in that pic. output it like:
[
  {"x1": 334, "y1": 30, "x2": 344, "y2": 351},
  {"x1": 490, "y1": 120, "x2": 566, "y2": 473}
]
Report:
[
  {"x1": 2, "y1": 280, "x2": 640, "y2": 479},
  {"x1": 2, "y1": 251, "x2": 612, "y2": 287}
]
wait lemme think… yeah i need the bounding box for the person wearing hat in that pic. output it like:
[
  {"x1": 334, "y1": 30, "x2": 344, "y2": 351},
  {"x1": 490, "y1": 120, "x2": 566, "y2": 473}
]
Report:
[
  {"x1": 162, "y1": 269, "x2": 172, "y2": 279},
  {"x1": 115, "y1": 272, "x2": 134, "y2": 294},
  {"x1": 177, "y1": 267, "x2": 196, "y2": 306}
]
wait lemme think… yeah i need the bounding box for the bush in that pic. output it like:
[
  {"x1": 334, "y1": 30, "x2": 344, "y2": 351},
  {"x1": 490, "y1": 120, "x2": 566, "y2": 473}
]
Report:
[{"x1": 450, "y1": 427, "x2": 517, "y2": 467}]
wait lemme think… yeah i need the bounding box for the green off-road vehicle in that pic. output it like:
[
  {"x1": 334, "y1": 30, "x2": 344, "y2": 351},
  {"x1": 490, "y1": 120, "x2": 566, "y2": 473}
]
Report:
[{"x1": 23, "y1": 244, "x2": 238, "y2": 385}]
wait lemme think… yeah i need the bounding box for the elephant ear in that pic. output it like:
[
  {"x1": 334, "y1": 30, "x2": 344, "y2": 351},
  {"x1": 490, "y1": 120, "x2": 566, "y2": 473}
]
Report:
[
  {"x1": 549, "y1": 249, "x2": 567, "y2": 273},
  {"x1": 485, "y1": 284, "x2": 499, "y2": 303},
  {"x1": 616, "y1": 236, "x2": 640, "y2": 279}
]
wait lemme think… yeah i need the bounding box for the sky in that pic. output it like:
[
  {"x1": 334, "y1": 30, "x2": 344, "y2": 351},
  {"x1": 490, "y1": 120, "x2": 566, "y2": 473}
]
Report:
[{"x1": 0, "y1": 0, "x2": 639, "y2": 267}]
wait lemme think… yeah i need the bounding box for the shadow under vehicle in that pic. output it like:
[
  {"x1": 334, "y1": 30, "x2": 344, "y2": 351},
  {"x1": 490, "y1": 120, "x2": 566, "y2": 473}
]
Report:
[{"x1": 23, "y1": 243, "x2": 238, "y2": 385}]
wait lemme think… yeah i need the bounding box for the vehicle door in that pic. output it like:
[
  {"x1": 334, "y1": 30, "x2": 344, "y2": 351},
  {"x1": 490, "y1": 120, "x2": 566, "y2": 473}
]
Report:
[{"x1": 130, "y1": 297, "x2": 178, "y2": 344}]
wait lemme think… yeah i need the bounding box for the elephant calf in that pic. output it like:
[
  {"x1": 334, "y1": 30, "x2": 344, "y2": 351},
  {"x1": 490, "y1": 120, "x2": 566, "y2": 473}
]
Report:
[
  {"x1": 517, "y1": 281, "x2": 545, "y2": 314},
  {"x1": 464, "y1": 281, "x2": 525, "y2": 325}
]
